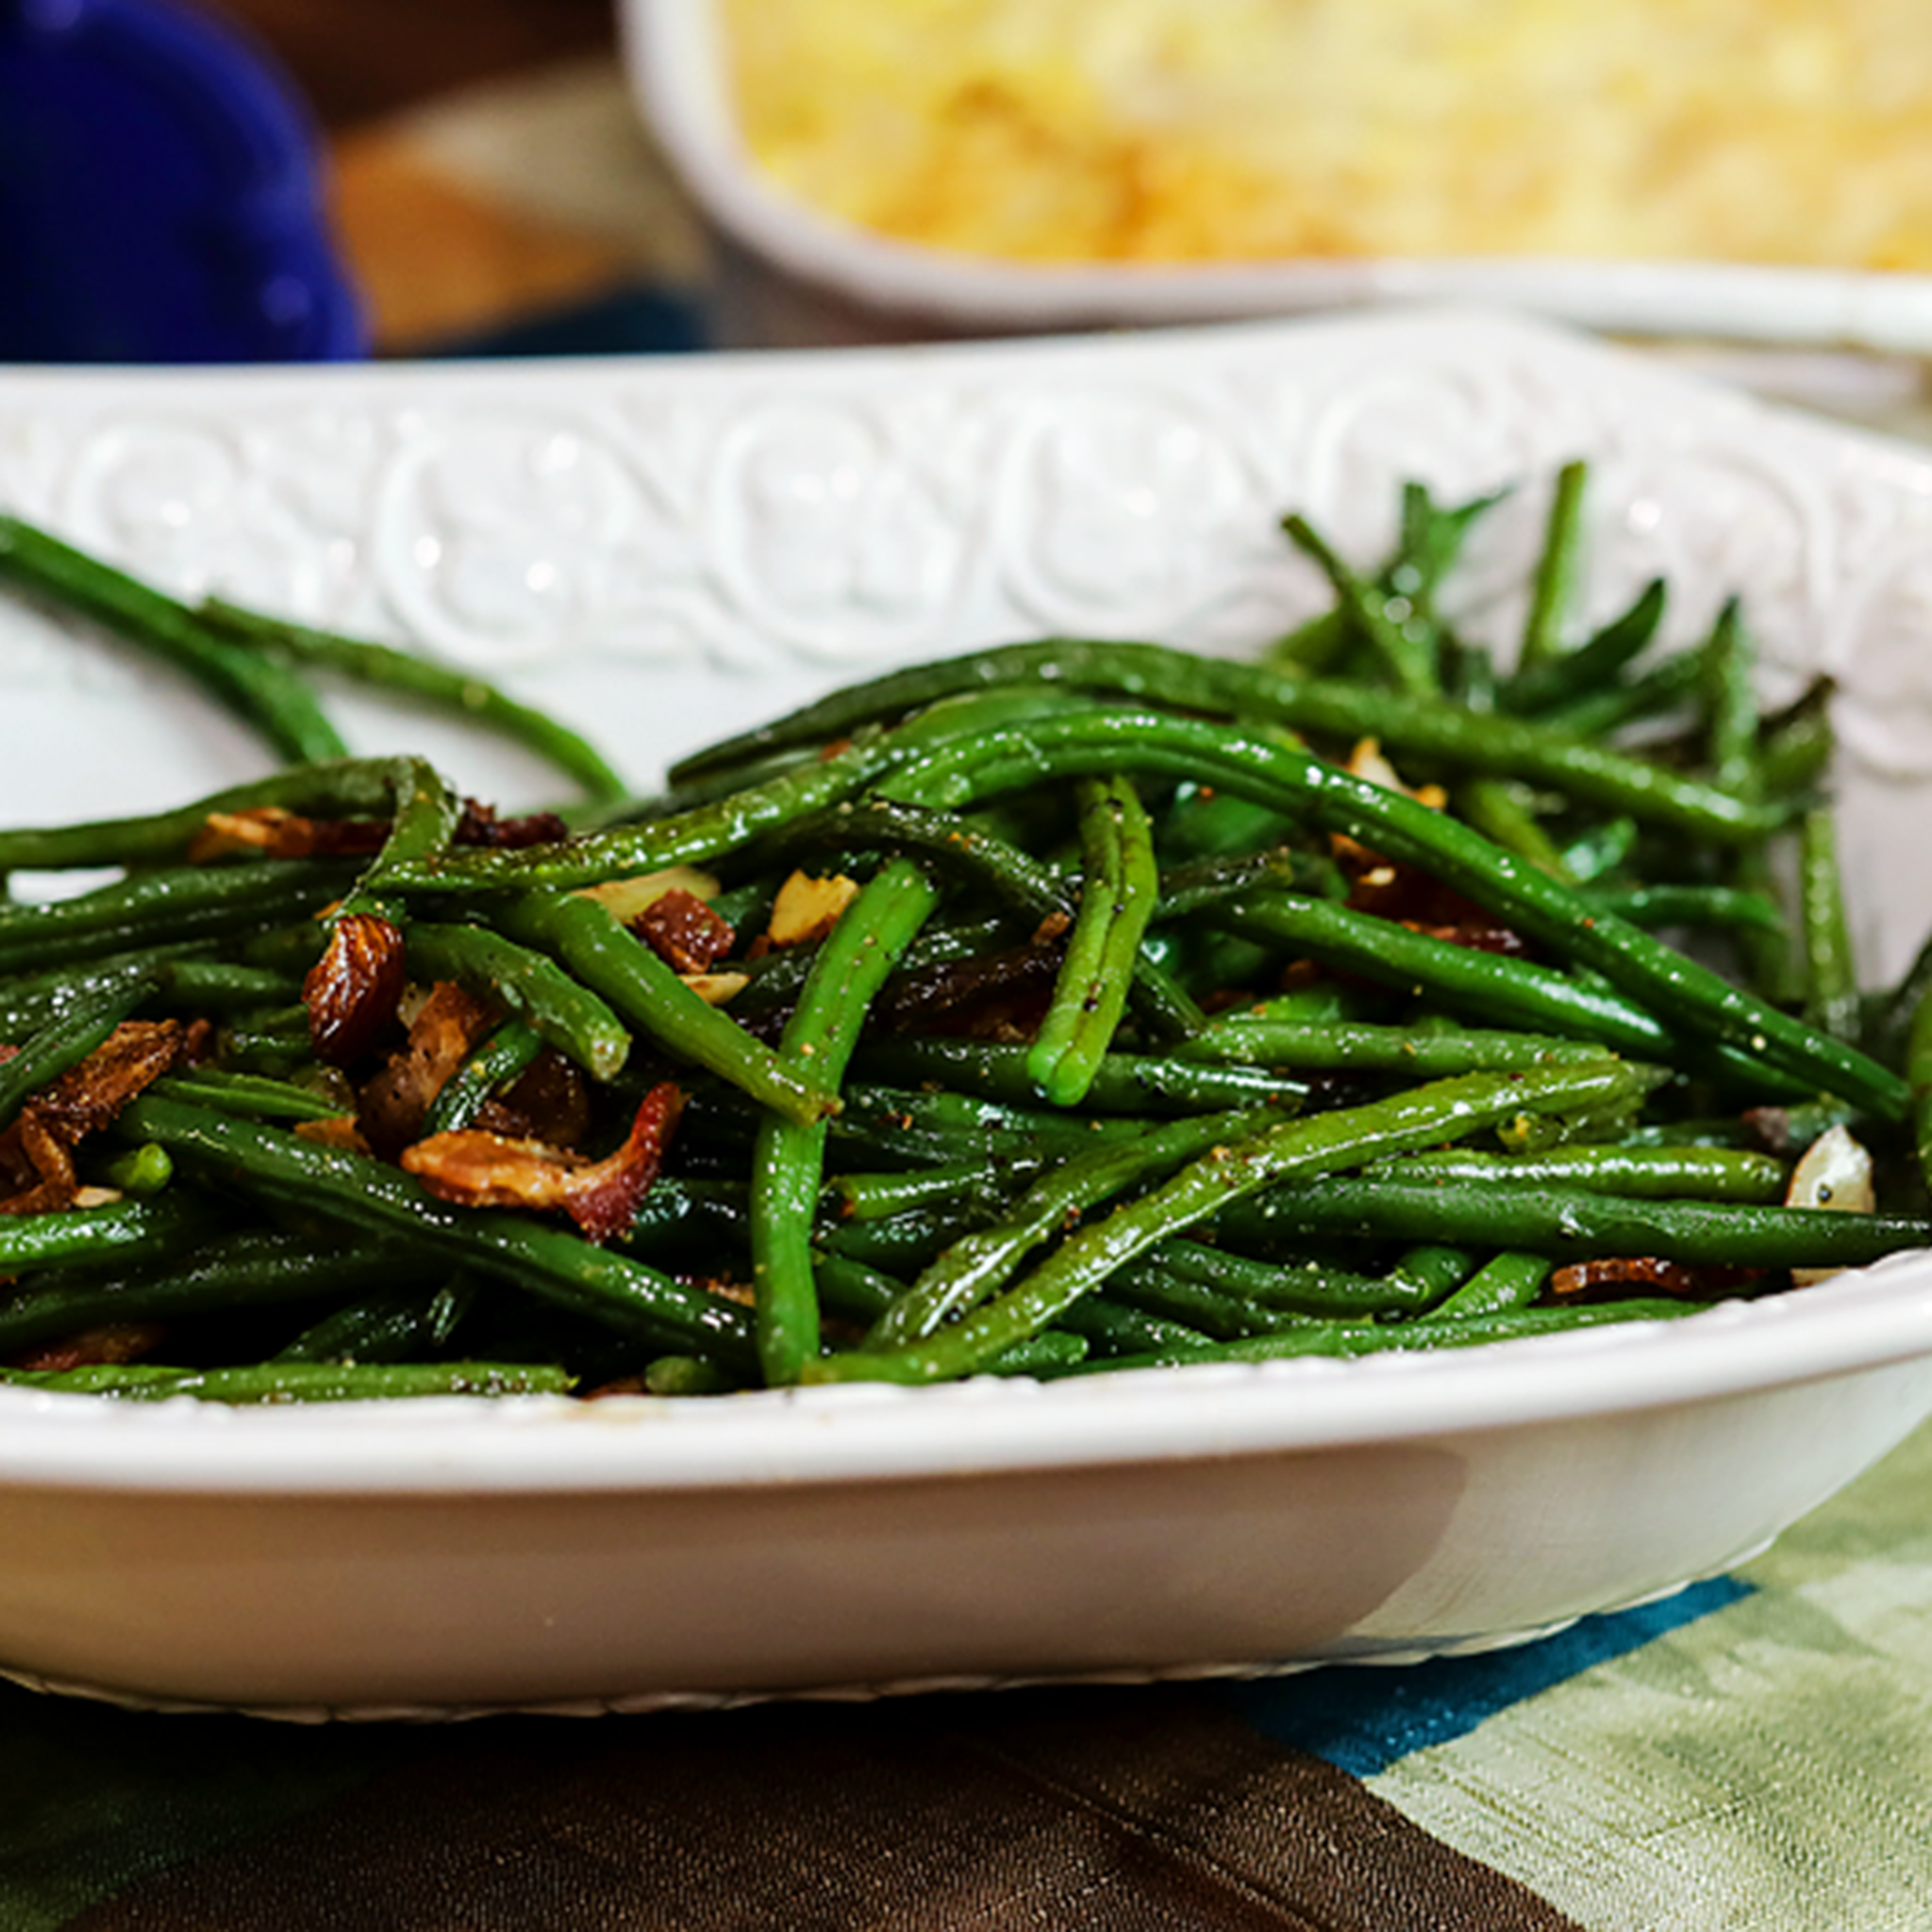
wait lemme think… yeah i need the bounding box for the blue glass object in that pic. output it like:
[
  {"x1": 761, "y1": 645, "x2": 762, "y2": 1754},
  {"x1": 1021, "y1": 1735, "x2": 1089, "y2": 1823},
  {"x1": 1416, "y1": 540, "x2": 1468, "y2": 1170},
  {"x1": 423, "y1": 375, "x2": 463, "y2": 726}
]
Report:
[{"x1": 0, "y1": 0, "x2": 366, "y2": 361}]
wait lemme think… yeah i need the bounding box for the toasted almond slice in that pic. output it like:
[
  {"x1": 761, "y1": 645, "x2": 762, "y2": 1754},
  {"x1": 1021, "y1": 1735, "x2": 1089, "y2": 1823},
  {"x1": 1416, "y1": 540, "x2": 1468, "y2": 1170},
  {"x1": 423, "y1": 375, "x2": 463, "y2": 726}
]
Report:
[
  {"x1": 575, "y1": 867, "x2": 721, "y2": 924},
  {"x1": 768, "y1": 871, "x2": 860, "y2": 948},
  {"x1": 679, "y1": 971, "x2": 750, "y2": 1007}
]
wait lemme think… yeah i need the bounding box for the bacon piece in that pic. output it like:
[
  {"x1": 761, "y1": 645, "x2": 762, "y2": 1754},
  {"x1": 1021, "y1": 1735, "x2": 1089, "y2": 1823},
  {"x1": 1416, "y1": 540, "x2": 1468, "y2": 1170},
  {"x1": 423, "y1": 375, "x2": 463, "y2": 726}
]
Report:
[
  {"x1": 355, "y1": 980, "x2": 500, "y2": 1158},
  {"x1": 632, "y1": 888, "x2": 736, "y2": 974},
  {"x1": 1403, "y1": 920, "x2": 1531, "y2": 958},
  {"x1": 453, "y1": 800, "x2": 571, "y2": 850},
  {"x1": 475, "y1": 1048, "x2": 590, "y2": 1148},
  {"x1": 1549, "y1": 1257, "x2": 1763, "y2": 1301},
  {"x1": 0, "y1": 1022, "x2": 192, "y2": 1215},
  {"x1": 8, "y1": 1323, "x2": 167, "y2": 1374},
  {"x1": 28, "y1": 1021, "x2": 185, "y2": 1145},
  {"x1": 304, "y1": 912, "x2": 408, "y2": 1066},
  {"x1": 402, "y1": 1081, "x2": 684, "y2": 1243},
  {"x1": 191, "y1": 798, "x2": 567, "y2": 867},
  {"x1": 190, "y1": 808, "x2": 390, "y2": 864}
]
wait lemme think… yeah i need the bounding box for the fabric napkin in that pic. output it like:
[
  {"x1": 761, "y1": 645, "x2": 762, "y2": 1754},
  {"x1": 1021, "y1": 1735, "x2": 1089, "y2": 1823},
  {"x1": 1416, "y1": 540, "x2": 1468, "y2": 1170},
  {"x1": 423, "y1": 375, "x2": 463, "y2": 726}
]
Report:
[{"x1": 6, "y1": 1415, "x2": 1930, "y2": 1931}]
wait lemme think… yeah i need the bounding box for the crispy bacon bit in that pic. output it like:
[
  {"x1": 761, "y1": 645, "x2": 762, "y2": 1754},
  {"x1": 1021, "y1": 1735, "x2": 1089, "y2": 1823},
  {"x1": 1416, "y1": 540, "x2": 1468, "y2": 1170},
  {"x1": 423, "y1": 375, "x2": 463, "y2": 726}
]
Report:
[
  {"x1": 354, "y1": 980, "x2": 500, "y2": 1158},
  {"x1": 402, "y1": 1081, "x2": 685, "y2": 1243},
  {"x1": 475, "y1": 1049, "x2": 591, "y2": 1148},
  {"x1": 190, "y1": 808, "x2": 390, "y2": 864},
  {"x1": 304, "y1": 912, "x2": 408, "y2": 1066},
  {"x1": 1550, "y1": 1257, "x2": 1704, "y2": 1299},
  {"x1": 0, "y1": 1021, "x2": 191, "y2": 1214},
  {"x1": 453, "y1": 800, "x2": 571, "y2": 850},
  {"x1": 633, "y1": 888, "x2": 736, "y2": 974},
  {"x1": 8, "y1": 1323, "x2": 168, "y2": 1374},
  {"x1": 293, "y1": 1114, "x2": 373, "y2": 1155},
  {"x1": 1549, "y1": 1257, "x2": 1764, "y2": 1302},
  {"x1": 767, "y1": 872, "x2": 860, "y2": 948},
  {"x1": 1404, "y1": 920, "x2": 1531, "y2": 958}
]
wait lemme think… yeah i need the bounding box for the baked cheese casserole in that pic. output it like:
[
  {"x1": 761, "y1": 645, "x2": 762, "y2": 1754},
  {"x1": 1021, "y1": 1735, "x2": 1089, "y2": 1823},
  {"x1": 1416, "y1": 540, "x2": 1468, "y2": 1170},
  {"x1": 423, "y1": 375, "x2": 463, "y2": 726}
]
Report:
[{"x1": 722, "y1": 0, "x2": 1932, "y2": 268}]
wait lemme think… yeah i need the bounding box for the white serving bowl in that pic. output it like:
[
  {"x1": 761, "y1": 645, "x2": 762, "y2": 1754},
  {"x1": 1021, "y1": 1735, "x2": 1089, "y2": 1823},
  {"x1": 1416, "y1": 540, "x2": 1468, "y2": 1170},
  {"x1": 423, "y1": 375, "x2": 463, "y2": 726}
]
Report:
[
  {"x1": 620, "y1": 0, "x2": 1932, "y2": 354},
  {"x1": 3, "y1": 308, "x2": 1932, "y2": 1717}
]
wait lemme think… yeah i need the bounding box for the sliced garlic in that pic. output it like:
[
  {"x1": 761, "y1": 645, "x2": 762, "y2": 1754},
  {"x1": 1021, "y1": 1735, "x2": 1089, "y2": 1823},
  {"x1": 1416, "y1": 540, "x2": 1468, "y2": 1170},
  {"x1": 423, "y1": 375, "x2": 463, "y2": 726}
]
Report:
[{"x1": 1784, "y1": 1124, "x2": 1874, "y2": 1287}]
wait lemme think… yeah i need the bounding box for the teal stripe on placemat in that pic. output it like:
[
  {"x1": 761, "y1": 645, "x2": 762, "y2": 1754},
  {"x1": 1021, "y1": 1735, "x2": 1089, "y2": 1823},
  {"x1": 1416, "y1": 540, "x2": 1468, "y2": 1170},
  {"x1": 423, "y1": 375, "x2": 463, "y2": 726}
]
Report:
[{"x1": 1221, "y1": 1576, "x2": 1752, "y2": 1776}]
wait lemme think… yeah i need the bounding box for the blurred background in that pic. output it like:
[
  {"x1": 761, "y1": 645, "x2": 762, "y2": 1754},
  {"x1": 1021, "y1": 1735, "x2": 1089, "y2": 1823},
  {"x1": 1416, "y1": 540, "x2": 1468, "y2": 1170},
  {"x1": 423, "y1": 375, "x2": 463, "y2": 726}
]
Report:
[
  {"x1": 204, "y1": 0, "x2": 713, "y2": 355},
  {"x1": 2, "y1": 0, "x2": 711, "y2": 361}
]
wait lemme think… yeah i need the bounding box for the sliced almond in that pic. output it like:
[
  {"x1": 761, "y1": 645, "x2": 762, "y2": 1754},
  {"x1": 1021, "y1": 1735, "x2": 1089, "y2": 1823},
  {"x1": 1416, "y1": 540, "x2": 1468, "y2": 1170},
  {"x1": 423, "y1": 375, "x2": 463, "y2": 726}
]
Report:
[{"x1": 768, "y1": 871, "x2": 860, "y2": 948}]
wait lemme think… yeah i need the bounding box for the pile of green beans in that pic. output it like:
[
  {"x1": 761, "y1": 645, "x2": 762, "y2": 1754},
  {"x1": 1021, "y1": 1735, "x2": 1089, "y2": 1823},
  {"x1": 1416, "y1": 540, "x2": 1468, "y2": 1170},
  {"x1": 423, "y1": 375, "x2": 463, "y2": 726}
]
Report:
[{"x1": 2, "y1": 466, "x2": 1930, "y2": 1403}]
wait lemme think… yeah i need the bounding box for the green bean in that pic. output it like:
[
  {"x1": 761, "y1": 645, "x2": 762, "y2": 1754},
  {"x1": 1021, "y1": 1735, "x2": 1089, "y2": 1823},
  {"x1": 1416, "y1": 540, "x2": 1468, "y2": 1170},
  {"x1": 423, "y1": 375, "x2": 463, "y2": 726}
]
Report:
[
  {"x1": 1182, "y1": 1014, "x2": 1603, "y2": 1077},
  {"x1": 97, "y1": 1143, "x2": 174, "y2": 1194},
  {"x1": 0, "y1": 960, "x2": 168, "y2": 1132},
  {"x1": 404, "y1": 922, "x2": 631, "y2": 1081},
  {"x1": 0, "y1": 758, "x2": 408, "y2": 874},
  {"x1": 151, "y1": 1068, "x2": 346, "y2": 1122},
  {"x1": 0, "y1": 860, "x2": 354, "y2": 975},
  {"x1": 384, "y1": 731, "x2": 908, "y2": 894},
  {"x1": 828, "y1": 1085, "x2": 1155, "y2": 1167},
  {"x1": 1452, "y1": 778, "x2": 1574, "y2": 878},
  {"x1": 1027, "y1": 775, "x2": 1158, "y2": 1106},
  {"x1": 1518, "y1": 458, "x2": 1591, "y2": 671},
  {"x1": 827, "y1": 1159, "x2": 1042, "y2": 1222},
  {"x1": 1798, "y1": 808, "x2": 1860, "y2": 1043},
  {"x1": 851, "y1": 1035, "x2": 1307, "y2": 1114},
  {"x1": 1280, "y1": 513, "x2": 1438, "y2": 696},
  {"x1": 0, "y1": 1229, "x2": 426, "y2": 1356},
  {"x1": 981, "y1": 1330, "x2": 1090, "y2": 1375},
  {"x1": 1536, "y1": 643, "x2": 1711, "y2": 740},
  {"x1": 1360, "y1": 1143, "x2": 1790, "y2": 1202},
  {"x1": 1049, "y1": 1297, "x2": 1707, "y2": 1375},
  {"x1": 1220, "y1": 1177, "x2": 1932, "y2": 1268},
  {"x1": 159, "y1": 960, "x2": 306, "y2": 1013},
  {"x1": 641, "y1": 1355, "x2": 741, "y2": 1395},
  {"x1": 1702, "y1": 597, "x2": 1759, "y2": 794},
  {"x1": 1104, "y1": 1264, "x2": 1326, "y2": 1341},
  {"x1": 422, "y1": 1021, "x2": 549, "y2": 1136},
  {"x1": 804, "y1": 1058, "x2": 1651, "y2": 1383},
  {"x1": 751, "y1": 858, "x2": 941, "y2": 1383},
  {"x1": 118, "y1": 1094, "x2": 759, "y2": 1366},
  {"x1": 1384, "y1": 1244, "x2": 1477, "y2": 1306},
  {"x1": 888, "y1": 705, "x2": 1900, "y2": 1115},
  {"x1": 1141, "y1": 1237, "x2": 1445, "y2": 1314},
  {"x1": 1907, "y1": 976, "x2": 1932, "y2": 1195},
  {"x1": 1203, "y1": 891, "x2": 1675, "y2": 1055},
  {"x1": 1582, "y1": 884, "x2": 1784, "y2": 935},
  {"x1": 199, "y1": 597, "x2": 629, "y2": 808},
  {"x1": 275, "y1": 1278, "x2": 474, "y2": 1364},
  {"x1": 0, "y1": 1360, "x2": 573, "y2": 1402},
  {"x1": 495, "y1": 889, "x2": 838, "y2": 1126},
  {"x1": 1757, "y1": 677, "x2": 1837, "y2": 799},
  {"x1": 676, "y1": 644, "x2": 1780, "y2": 844},
  {"x1": 0, "y1": 1193, "x2": 221, "y2": 1276},
  {"x1": 1499, "y1": 577, "x2": 1666, "y2": 714},
  {"x1": 0, "y1": 514, "x2": 346, "y2": 765},
  {"x1": 1061, "y1": 1295, "x2": 1215, "y2": 1357},
  {"x1": 1422, "y1": 1251, "x2": 1553, "y2": 1322},
  {"x1": 869, "y1": 1103, "x2": 1286, "y2": 1347},
  {"x1": 329, "y1": 756, "x2": 462, "y2": 925},
  {"x1": 783, "y1": 795, "x2": 1201, "y2": 1040}
]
